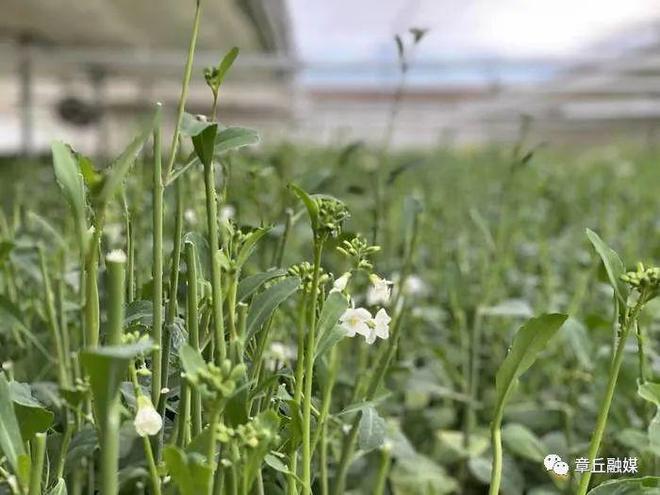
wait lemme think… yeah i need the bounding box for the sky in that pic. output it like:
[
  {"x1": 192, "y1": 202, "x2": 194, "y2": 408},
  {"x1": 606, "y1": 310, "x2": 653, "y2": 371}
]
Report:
[{"x1": 287, "y1": 0, "x2": 660, "y2": 85}]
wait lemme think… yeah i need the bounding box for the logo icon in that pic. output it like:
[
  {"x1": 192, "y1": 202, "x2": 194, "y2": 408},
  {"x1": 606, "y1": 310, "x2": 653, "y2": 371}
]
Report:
[{"x1": 544, "y1": 454, "x2": 569, "y2": 476}]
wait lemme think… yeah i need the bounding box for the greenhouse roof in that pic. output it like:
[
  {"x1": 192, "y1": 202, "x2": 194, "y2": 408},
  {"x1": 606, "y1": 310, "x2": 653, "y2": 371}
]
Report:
[{"x1": 1, "y1": 0, "x2": 291, "y2": 62}]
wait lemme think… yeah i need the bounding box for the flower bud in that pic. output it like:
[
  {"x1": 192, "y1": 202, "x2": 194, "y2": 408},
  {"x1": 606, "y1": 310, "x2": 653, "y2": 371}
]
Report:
[{"x1": 134, "y1": 395, "x2": 163, "y2": 437}]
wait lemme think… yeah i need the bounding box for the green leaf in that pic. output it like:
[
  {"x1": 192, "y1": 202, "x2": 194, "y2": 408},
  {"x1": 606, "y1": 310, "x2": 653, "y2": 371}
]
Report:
[
  {"x1": 26, "y1": 211, "x2": 66, "y2": 250},
  {"x1": 204, "y1": 48, "x2": 240, "y2": 94},
  {"x1": 481, "y1": 299, "x2": 533, "y2": 318},
  {"x1": 469, "y1": 456, "x2": 524, "y2": 495},
  {"x1": 314, "y1": 292, "x2": 349, "y2": 360},
  {"x1": 64, "y1": 425, "x2": 98, "y2": 474},
  {"x1": 435, "y1": 430, "x2": 489, "y2": 462},
  {"x1": 246, "y1": 277, "x2": 300, "y2": 340},
  {"x1": 502, "y1": 423, "x2": 546, "y2": 462},
  {"x1": 51, "y1": 141, "x2": 87, "y2": 233},
  {"x1": 168, "y1": 127, "x2": 260, "y2": 184},
  {"x1": 0, "y1": 296, "x2": 52, "y2": 361},
  {"x1": 164, "y1": 445, "x2": 212, "y2": 495},
  {"x1": 10, "y1": 382, "x2": 54, "y2": 442},
  {"x1": 179, "y1": 344, "x2": 207, "y2": 378},
  {"x1": 337, "y1": 397, "x2": 389, "y2": 417},
  {"x1": 0, "y1": 375, "x2": 26, "y2": 475},
  {"x1": 185, "y1": 427, "x2": 213, "y2": 456},
  {"x1": 183, "y1": 232, "x2": 211, "y2": 281},
  {"x1": 495, "y1": 314, "x2": 568, "y2": 413},
  {"x1": 586, "y1": 228, "x2": 628, "y2": 307},
  {"x1": 358, "y1": 406, "x2": 386, "y2": 452},
  {"x1": 124, "y1": 300, "x2": 154, "y2": 328},
  {"x1": 235, "y1": 227, "x2": 271, "y2": 269},
  {"x1": 561, "y1": 317, "x2": 593, "y2": 370},
  {"x1": 391, "y1": 453, "x2": 458, "y2": 495},
  {"x1": 289, "y1": 184, "x2": 319, "y2": 231},
  {"x1": 180, "y1": 112, "x2": 213, "y2": 137},
  {"x1": 469, "y1": 208, "x2": 496, "y2": 253},
  {"x1": 587, "y1": 476, "x2": 660, "y2": 494},
  {"x1": 76, "y1": 153, "x2": 102, "y2": 191},
  {"x1": 237, "y1": 269, "x2": 287, "y2": 302},
  {"x1": 637, "y1": 382, "x2": 660, "y2": 456},
  {"x1": 0, "y1": 241, "x2": 13, "y2": 268},
  {"x1": 96, "y1": 111, "x2": 156, "y2": 206},
  {"x1": 47, "y1": 478, "x2": 68, "y2": 495},
  {"x1": 80, "y1": 340, "x2": 153, "y2": 426},
  {"x1": 264, "y1": 453, "x2": 289, "y2": 473},
  {"x1": 264, "y1": 452, "x2": 303, "y2": 483},
  {"x1": 192, "y1": 123, "x2": 219, "y2": 168},
  {"x1": 212, "y1": 127, "x2": 259, "y2": 155},
  {"x1": 215, "y1": 47, "x2": 239, "y2": 88}
]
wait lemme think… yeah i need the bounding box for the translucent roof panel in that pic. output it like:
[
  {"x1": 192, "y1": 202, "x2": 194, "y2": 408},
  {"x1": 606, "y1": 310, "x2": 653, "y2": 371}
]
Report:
[{"x1": 1, "y1": 0, "x2": 289, "y2": 53}]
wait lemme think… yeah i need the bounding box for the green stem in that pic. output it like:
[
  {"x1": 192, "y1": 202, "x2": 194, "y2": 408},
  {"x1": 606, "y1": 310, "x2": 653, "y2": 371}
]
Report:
[
  {"x1": 152, "y1": 108, "x2": 164, "y2": 404},
  {"x1": 333, "y1": 303, "x2": 406, "y2": 495},
  {"x1": 319, "y1": 422, "x2": 329, "y2": 495},
  {"x1": 28, "y1": 433, "x2": 46, "y2": 495},
  {"x1": 142, "y1": 436, "x2": 162, "y2": 495},
  {"x1": 302, "y1": 239, "x2": 324, "y2": 495},
  {"x1": 273, "y1": 208, "x2": 293, "y2": 267},
  {"x1": 176, "y1": 379, "x2": 191, "y2": 447},
  {"x1": 576, "y1": 307, "x2": 638, "y2": 495},
  {"x1": 204, "y1": 159, "x2": 226, "y2": 363},
  {"x1": 488, "y1": 409, "x2": 504, "y2": 495},
  {"x1": 106, "y1": 252, "x2": 126, "y2": 346},
  {"x1": 156, "y1": 177, "x2": 184, "y2": 458},
  {"x1": 38, "y1": 246, "x2": 68, "y2": 387},
  {"x1": 57, "y1": 253, "x2": 73, "y2": 380},
  {"x1": 311, "y1": 345, "x2": 339, "y2": 453},
  {"x1": 126, "y1": 205, "x2": 135, "y2": 303},
  {"x1": 288, "y1": 292, "x2": 308, "y2": 495},
  {"x1": 185, "y1": 241, "x2": 203, "y2": 437},
  {"x1": 56, "y1": 417, "x2": 74, "y2": 479},
  {"x1": 96, "y1": 250, "x2": 128, "y2": 495},
  {"x1": 226, "y1": 271, "x2": 238, "y2": 343},
  {"x1": 101, "y1": 395, "x2": 120, "y2": 495},
  {"x1": 373, "y1": 446, "x2": 392, "y2": 495},
  {"x1": 163, "y1": 0, "x2": 202, "y2": 180},
  {"x1": 207, "y1": 409, "x2": 220, "y2": 495},
  {"x1": 636, "y1": 319, "x2": 648, "y2": 383},
  {"x1": 334, "y1": 207, "x2": 419, "y2": 495},
  {"x1": 129, "y1": 364, "x2": 162, "y2": 495},
  {"x1": 84, "y1": 222, "x2": 102, "y2": 348}
]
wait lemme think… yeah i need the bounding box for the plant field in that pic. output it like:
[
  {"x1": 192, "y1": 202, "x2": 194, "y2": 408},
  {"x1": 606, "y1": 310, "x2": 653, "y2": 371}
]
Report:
[{"x1": 2, "y1": 8, "x2": 660, "y2": 495}]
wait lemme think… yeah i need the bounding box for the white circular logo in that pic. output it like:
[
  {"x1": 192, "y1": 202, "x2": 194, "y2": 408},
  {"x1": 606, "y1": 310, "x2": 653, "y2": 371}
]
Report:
[{"x1": 543, "y1": 454, "x2": 569, "y2": 476}]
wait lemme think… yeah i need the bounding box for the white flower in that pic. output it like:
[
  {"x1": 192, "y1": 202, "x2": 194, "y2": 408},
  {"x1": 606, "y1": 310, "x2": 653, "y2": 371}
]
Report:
[
  {"x1": 106, "y1": 249, "x2": 127, "y2": 264},
  {"x1": 404, "y1": 275, "x2": 426, "y2": 296},
  {"x1": 134, "y1": 395, "x2": 162, "y2": 437},
  {"x1": 266, "y1": 342, "x2": 297, "y2": 371},
  {"x1": 220, "y1": 205, "x2": 236, "y2": 222},
  {"x1": 331, "y1": 272, "x2": 351, "y2": 293},
  {"x1": 184, "y1": 208, "x2": 198, "y2": 225},
  {"x1": 367, "y1": 275, "x2": 393, "y2": 306},
  {"x1": 340, "y1": 307, "x2": 372, "y2": 337},
  {"x1": 364, "y1": 308, "x2": 391, "y2": 344},
  {"x1": 269, "y1": 341, "x2": 297, "y2": 361}
]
